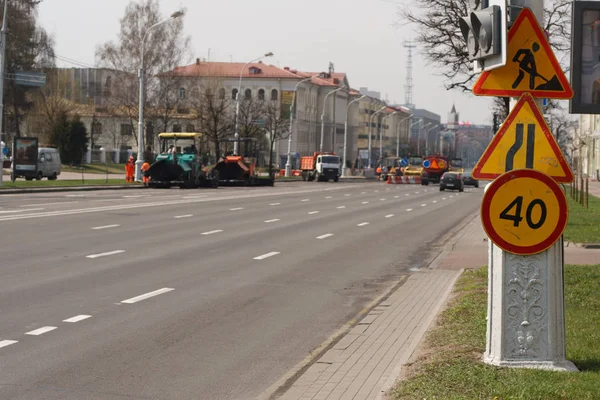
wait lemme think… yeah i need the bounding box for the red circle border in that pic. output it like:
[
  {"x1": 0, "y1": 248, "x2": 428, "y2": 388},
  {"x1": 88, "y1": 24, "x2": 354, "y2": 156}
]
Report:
[{"x1": 481, "y1": 169, "x2": 568, "y2": 255}]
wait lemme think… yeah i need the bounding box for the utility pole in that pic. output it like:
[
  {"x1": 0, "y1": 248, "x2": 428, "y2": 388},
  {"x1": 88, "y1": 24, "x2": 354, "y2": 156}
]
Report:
[{"x1": 0, "y1": 0, "x2": 8, "y2": 186}]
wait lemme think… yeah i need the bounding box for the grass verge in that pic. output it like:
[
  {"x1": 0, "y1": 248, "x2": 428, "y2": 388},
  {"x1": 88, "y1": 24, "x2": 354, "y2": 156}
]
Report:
[
  {"x1": 60, "y1": 163, "x2": 126, "y2": 174},
  {"x1": 564, "y1": 190, "x2": 600, "y2": 243},
  {"x1": 391, "y1": 265, "x2": 600, "y2": 400},
  {"x1": 0, "y1": 179, "x2": 138, "y2": 189}
]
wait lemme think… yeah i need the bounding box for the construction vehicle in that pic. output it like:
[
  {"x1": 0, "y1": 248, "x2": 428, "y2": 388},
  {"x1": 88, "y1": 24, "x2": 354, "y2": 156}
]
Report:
[
  {"x1": 213, "y1": 137, "x2": 275, "y2": 186},
  {"x1": 145, "y1": 132, "x2": 219, "y2": 189},
  {"x1": 421, "y1": 155, "x2": 450, "y2": 185},
  {"x1": 402, "y1": 156, "x2": 424, "y2": 178},
  {"x1": 300, "y1": 152, "x2": 340, "y2": 182}
]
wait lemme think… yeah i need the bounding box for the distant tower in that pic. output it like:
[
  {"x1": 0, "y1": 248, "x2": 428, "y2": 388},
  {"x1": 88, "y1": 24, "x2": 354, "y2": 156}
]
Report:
[
  {"x1": 447, "y1": 103, "x2": 459, "y2": 130},
  {"x1": 404, "y1": 41, "x2": 417, "y2": 109}
]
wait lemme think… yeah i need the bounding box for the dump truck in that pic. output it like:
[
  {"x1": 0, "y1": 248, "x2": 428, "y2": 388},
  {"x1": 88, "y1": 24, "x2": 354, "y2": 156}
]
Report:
[
  {"x1": 212, "y1": 137, "x2": 275, "y2": 186},
  {"x1": 421, "y1": 155, "x2": 450, "y2": 185},
  {"x1": 145, "y1": 132, "x2": 219, "y2": 188},
  {"x1": 300, "y1": 152, "x2": 340, "y2": 182}
]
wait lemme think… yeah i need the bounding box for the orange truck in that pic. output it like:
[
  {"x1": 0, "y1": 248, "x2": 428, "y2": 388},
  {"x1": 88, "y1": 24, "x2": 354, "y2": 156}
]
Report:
[{"x1": 300, "y1": 152, "x2": 341, "y2": 182}]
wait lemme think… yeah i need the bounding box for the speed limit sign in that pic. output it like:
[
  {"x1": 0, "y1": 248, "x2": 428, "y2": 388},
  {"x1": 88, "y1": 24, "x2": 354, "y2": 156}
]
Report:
[{"x1": 481, "y1": 169, "x2": 568, "y2": 255}]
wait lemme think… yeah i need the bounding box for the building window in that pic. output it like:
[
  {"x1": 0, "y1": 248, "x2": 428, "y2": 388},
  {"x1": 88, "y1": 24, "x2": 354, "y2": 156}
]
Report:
[
  {"x1": 92, "y1": 122, "x2": 102, "y2": 136},
  {"x1": 258, "y1": 89, "x2": 265, "y2": 100},
  {"x1": 186, "y1": 124, "x2": 195, "y2": 132},
  {"x1": 120, "y1": 124, "x2": 132, "y2": 136},
  {"x1": 172, "y1": 124, "x2": 182, "y2": 132},
  {"x1": 244, "y1": 89, "x2": 252, "y2": 99},
  {"x1": 179, "y1": 87, "x2": 186, "y2": 99},
  {"x1": 232, "y1": 88, "x2": 238, "y2": 100},
  {"x1": 249, "y1": 66, "x2": 262, "y2": 75},
  {"x1": 219, "y1": 88, "x2": 225, "y2": 99},
  {"x1": 271, "y1": 89, "x2": 278, "y2": 101}
]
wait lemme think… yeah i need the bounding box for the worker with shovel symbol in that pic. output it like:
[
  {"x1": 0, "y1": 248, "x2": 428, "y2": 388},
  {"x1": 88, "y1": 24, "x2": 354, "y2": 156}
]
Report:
[{"x1": 511, "y1": 42, "x2": 564, "y2": 91}]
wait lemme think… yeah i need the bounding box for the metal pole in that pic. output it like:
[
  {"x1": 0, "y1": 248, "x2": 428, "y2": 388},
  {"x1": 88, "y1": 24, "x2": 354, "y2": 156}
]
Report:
[
  {"x1": 0, "y1": 0, "x2": 8, "y2": 186},
  {"x1": 320, "y1": 86, "x2": 345, "y2": 153},
  {"x1": 380, "y1": 111, "x2": 396, "y2": 164},
  {"x1": 395, "y1": 115, "x2": 412, "y2": 158},
  {"x1": 285, "y1": 76, "x2": 316, "y2": 177},
  {"x1": 343, "y1": 95, "x2": 365, "y2": 177},
  {"x1": 368, "y1": 105, "x2": 386, "y2": 167}
]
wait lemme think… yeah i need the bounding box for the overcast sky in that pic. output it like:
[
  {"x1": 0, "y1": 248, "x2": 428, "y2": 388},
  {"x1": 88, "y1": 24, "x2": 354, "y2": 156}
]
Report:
[{"x1": 37, "y1": 0, "x2": 494, "y2": 125}]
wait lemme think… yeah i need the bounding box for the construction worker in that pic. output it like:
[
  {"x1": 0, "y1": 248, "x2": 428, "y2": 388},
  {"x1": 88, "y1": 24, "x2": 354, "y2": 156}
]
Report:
[
  {"x1": 141, "y1": 160, "x2": 151, "y2": 185},
  {"x1": 125, "y1": 155, "x2": 135, "y2": 182}
]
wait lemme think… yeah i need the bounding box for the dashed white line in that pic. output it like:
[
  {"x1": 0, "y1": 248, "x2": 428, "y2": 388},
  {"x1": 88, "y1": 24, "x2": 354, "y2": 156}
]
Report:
[
  {"x1": 123, "y1": 195, "x2": 148, "y2": 198},
  {"x1": 385, "y1": 214, "x2": 394, "y2": 218},
  {"x1": 174, "y1": 214, "x2": 193, "y2": 219},
  {"x1": 344, "y1": 194, "x2": 351, "y2": 197},
  {"x1": 316, "y1": 233, "x2": 334, "y2": 239},
  {"x1": 357, "y1": 222, "x2": 370, "y2": 227},
  {"x1": 449, "y1": 195, "x2": 454, "y2": 198},
  {"x1": 308, "y1": 211, "x2": 320, "y2": 215},
  {"x1": 414, "y1": 191, "x2": 420, "y2": 194},
  {"x1": 442, "y1": 197, "x2": 447, "y2": 200},
  {"x1": 325, "y1": 196, "x2": 333, "y2": 199},
  {"x1": 253, "y1": 251, "x2": 280, "y2": 260},
  {"x1": 421, "y1": 204, "x2": 427, "y2": 207},
  {"x1": 406, "y1": 208, "x2": 414, "y2": 212},
  {"x1": 91, "y1": 224, "x2": 120, "y2": 230},
  {"x1": 264, "y1": 219, "x2": 280, "y2": 223},
  {"x1": 21, "y1": 202, "x2": 77, "y2": 207},
  {"x1": 121, "y1": 288, "x2": 175, "y2": 304},
  {"x1": 405, "y1": 194, "x2": 410, "y2": 196},
  {"x1": 375, "y1": 190, "x2": 380, "y2": 192},
  {"x1": 270, "y1": 203, "x2": 281, "y2": 206},
  {"x1": 301, "y1": 199, "x2": 310, "y2": 202},
  {"x1": 361, "y1": 192, "x2": 366, "y2": 194},
  {"x1": 63, "y1": 315, "x2": 92, "y2": 323},
  {"x1": 230, "y1": 207, "x2": 244, "y2": 211},
  {"x1": 361, "y1": 201, "x2": 369, "y2": 204},
  {"x1": 26, "y1": 326, "x2": 57, "y2": 336},
  {"x1": 433, "y1": 200, "x2": 438, "y2": 203},
  {"x1": 86, "y1": 250, "x2": 125, "y2": 259},
  {"x1": 394, "y1": 196, "x2": 399, "y2": 199},
  {"x1": 337, "y1": 206, "x2": 346, "y2": 209},
  {"x1": 380, "y1": 198, "x2": 386, "y2": 201},
  {"x1": 201, "y1": 230, "x2": 223, "y2": 235},
  {"x1": 183, "y1": 195, "x2": 207, "y2": 199},
  {"x1": 0, "y1": 208, "x2": 45, "y2": 214},
  {"x1": 0, "y1": 340, "x2": 18, "y2": 349}
]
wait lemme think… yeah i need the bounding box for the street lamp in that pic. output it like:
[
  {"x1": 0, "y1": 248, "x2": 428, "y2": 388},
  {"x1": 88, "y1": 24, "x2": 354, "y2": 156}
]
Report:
[
  {"x1": 395, "y1": 114, "x2": 412, "y2": 158},
  {"x1": 320, "y1": 85, "x2": 347, "y2": 152},
  {"x1": 135, "y1": 10, "x2": 184, "y2": 182},
  {"x1": 368, "y1": 105, "x2": 387, "y2": 168},
  {"x1": 417, "y1": 122, "x2": 432, "y2": 156},
  {"x1": 380, "y1": 111, "x2": 397, "y2": 163},
  {"x1": 425, "y1": 125, "x2": 440, "y2": 156},
  {"x1": 285, "y1": 74, "x2": 318, "y2": 177},
  {"x1": 342, "y1": 94, "x2": 366, "y2": 177},
  {"x1": 234, "y1": 52, "x2": 274, "y2": 156}
]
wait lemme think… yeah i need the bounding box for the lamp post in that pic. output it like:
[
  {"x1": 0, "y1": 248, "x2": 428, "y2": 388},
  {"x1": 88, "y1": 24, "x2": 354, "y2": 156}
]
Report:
[
  {"x1": 417, "y1": 122, "x2": 432, "y2": 156},
  {"x1": 0, "y1": 0, "x2": 8, "y2": 186},
  {"x1": 320, "y1": 85, "x2": 346, "y2": 152},
  {"x1": 425, "y1": 125, "x2": 439, "y2": 156},
  {"x1": 234, "y1": 52, "x2": 274, "y2": 156},
  {"x1": 368, "y1": 105, "x2": 386, "y2": 168},
  {"x1": 342, "y1": 94, "x2": 366, "y2": 177},
  {"x1": 285, "y1": 75, "x2": 318, "y2": 177},
  {"x1": 380, "y1": 111, "x2": 397, "y2": 163},
  {"x1": 395, "y1": 114, "x2": 412, "y2": 157},
  {"x1": 135, "y1": 10, "x2": 184, "y2": 182}
]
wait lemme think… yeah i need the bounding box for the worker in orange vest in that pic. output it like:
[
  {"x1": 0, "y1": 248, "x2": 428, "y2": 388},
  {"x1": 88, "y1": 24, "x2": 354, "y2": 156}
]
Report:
[
  {"x1": 125, "y1": 156, "x2": 135, "y2": 182},
  {"x1": 141, "y1": 160, "x2": 151, "y2": 185}
]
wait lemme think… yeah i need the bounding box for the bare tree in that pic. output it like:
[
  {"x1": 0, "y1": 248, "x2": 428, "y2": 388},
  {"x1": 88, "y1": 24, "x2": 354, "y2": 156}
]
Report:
[
  {"x1": 237, "y1": 96, "x2": 266, "y2": 156},
  {"x1": 95, "y1": 0, "x2": 191, "y2": 150},
  {"x1": 263, "y1": 101, "x2": 289, "y2": 176},
  {"x1": 191, "y1": 80, "x2": 232, "y2": 160}
]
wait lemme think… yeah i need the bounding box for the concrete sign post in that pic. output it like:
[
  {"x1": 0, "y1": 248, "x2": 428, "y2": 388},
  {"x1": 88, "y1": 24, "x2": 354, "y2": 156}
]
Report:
[{"x1": 471, "y1": 0, "x2": 578, "y2": 372}]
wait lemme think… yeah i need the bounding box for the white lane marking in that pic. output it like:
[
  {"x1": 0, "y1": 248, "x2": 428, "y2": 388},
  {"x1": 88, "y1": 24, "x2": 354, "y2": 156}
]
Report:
[
  {"x1": 26, "y1": 326, "x2": 57, "y2": 336},
  {"x1": 361, "y1": 201, "x2": 369, "y2": 204},
  {"x1": 270, "y1": 203, "x2": 281, "y2": 206},
  {"x1": 375, "y1": 190, "x2": 379, "y2": 192},
  {"x1": 123, "y1": 195, "x2": 148, "y2": 198},
  {"x1": 174, "y1": 214, "x2": 193, "y2": 219},
  {"x1": 253, "y1": 252, "x2": 280, "y2": 260},
  {"x1": 201, "y1": 230, "x2": 223, "y2": 235},
  {"x1": 405, "y1": 194, "x2": 410, "y2": 196},
  {"x1": 357, "y1": 222, "x2": 370, "y2": 227},
  {"x1": 361, "y1": 192, "x2": 366, "y2": 194},
  {"x1": 414, "y1": 191, "x2": 420, "y2": 194},
  {"x1": 0, "y1": 340, "x2": 18, "y2": 349},
  {"x1": 308, "y1": 211, "x2": 320, "y2": 215},
  {"x1": 344, "y1": 194, "x2": 351, "y2": 197},
  {"x1": 21, "y1": 202, "x2": 77, "y2": 207},
  {"x1": 86, "y1": 250, "x2": 125, "y2": 259},
  {"x1": 386, "y1": 188, "x2": 391, "y2": 191},
  {"x1": 63, "y1": 315, "x2": 92, "y2": 323},
  {"x1": 380, "y1": 198, "x2": 386, "y2": 201},
  {"x1": 183, "y1": 195, "x2": 207, "y2": 199},
  {"x1": 449, "y1": 195, "x2": 454, "y2": 198},
  {"x1": 0, "y1": 208, "x2": 45, "y2": 214},
  {"x1": 442, "y1": 197, "x2": 447, "y2": 200},
  {"x1": 301, "y1": 199, "x2": 309, "y2": 202},
  {"x1": 433, "y1": 200, "x2": 438, "y2": 203},
  {"x1": 386, "y1": 214, "x2": 395, "y2": 218},
  {"x1": 406, "y1": 208, "x2": 414, "y2": 212},
  {"x1": 91, "y1": 224, "x2": 120, "y2": 230},
  {"x1": 421, "y1": 204, "x2": 427, "y2": 207},
  {"x1": 337, "y1": 206, "x2": 346, "y2": 209},
  {"x1": 316, "y1": 233, "x2": 334, "y2": 239},
  {"x1": 230, "y1": 207, "x2": 244, "y2": 211},
  {"x1": 121, "y1": 288, "x2": 175, "y2": 304},
  {"x1": 325, "y1": 196, "x2": 333, "y2": 199},
  {"x1": 264, "y1": 219, "x2": 280, "y2": 223},
  {"x1": 66, "y1": 194, "x2": 86, "y2": 197},
  {"x1": 394, "y1": 196, "x2": 399, "y2": 199}
]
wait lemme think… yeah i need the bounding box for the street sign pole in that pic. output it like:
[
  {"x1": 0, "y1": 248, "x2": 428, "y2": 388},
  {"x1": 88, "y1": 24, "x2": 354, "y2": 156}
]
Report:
[{"x1": 477, "y1": 0, "x2": 578, "y2": 372}]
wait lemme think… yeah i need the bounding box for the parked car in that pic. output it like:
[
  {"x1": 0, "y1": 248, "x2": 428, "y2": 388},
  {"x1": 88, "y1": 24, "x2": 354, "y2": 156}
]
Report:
[
  {"x1": 462, "y1": 171, "x2": 479, "y2": 187},
  {"x1": 439, "y1": 172, "x2": 464, "y2": 192}
]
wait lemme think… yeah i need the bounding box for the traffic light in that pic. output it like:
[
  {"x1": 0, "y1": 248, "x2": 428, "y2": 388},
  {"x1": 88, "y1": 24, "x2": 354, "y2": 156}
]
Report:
[{"x1": 459, "y1": 0, "x2": 507, "y2": 72}]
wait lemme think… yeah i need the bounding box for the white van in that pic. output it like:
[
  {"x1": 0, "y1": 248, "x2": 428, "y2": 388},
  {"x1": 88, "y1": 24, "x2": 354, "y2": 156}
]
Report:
[{"x1": 36, "y1": 147, "x2": 61, "y2": 180}]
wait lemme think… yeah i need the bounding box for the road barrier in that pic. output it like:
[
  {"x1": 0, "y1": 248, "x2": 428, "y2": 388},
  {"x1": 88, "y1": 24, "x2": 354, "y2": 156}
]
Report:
[{"x1": 386, "y1": 175, "x2": 422, "y2": 184}]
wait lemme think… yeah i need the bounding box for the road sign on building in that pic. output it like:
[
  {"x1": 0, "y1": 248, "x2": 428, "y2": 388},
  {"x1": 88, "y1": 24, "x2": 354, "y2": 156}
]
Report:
[
  {"x1": 472, "y1": 93, "x2": 573, "y2": 182},
  {"x1": 472, "y1": 8, "x2": 573, "y2": 99},
  {"x1": 481, "y1": 169, "x2": 568, "y2": 255}
]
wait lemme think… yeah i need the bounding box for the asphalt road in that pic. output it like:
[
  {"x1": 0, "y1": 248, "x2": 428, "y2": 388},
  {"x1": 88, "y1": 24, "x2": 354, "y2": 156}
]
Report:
[{"x1": 0, "y1": 181, "x2": 482, "y2": 400}]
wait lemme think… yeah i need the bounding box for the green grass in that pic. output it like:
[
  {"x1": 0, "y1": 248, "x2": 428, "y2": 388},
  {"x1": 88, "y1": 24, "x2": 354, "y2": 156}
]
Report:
[
  {"x1": 60, "y1": 163, "x2": 126, "y2": 174},
  {"x1": 564, "y1": 189, "x2": 600, "y2": 244},
  {"x1": 0, "y1": 179, "x2": 138, "y2": 189},
  {"x1": 391, "y1": 266, "x2": 600, "y2": 400}
]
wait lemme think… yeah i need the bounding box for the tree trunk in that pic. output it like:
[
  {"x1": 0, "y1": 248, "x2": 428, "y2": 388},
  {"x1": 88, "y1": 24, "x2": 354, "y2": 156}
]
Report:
[
  {"x1": 214, "y1": 138, "x2": 221, "y2": 161},
  {"x1": 268, "y1": 137, "x2": 275, "y2": 176},
  {"x1": 12, "y1": 94, "x2": 21, "y2": 138}
]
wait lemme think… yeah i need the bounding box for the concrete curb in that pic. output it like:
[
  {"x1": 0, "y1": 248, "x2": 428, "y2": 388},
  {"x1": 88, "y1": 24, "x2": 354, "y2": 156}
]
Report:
[{"x1": 0, "y1": 185, "x2": 144, "y2": 195}]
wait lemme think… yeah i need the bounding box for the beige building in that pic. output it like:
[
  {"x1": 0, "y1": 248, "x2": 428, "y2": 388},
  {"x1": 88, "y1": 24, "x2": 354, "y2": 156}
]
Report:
[{"x1": 578, "y1": 114, "x2": 600, "y2": 180}]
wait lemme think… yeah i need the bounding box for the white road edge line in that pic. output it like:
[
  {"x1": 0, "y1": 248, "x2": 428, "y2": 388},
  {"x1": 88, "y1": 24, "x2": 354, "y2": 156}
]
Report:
[
  {"x1": 385, "y1": 214, "x2": 394, "y2": 218},
  {"x1": 270, "y1": 203, "x2": 281, "y2": 206},
  {"x1": 264, "y1": 219, "x2": 280, "y2": 223},
  {"x1": 357, "y1": 222, "x2": 370, "y2": 227},
  {"x1": 174, "y1": 214, "x2": 193, "y2": 219},
  {"x1": 229, "y1": 207, "x2": 244, "y2": 211},
  {"x1": 86, "y1": 250, "x2": 125, "y2": 259},
  {"x1": 25, "y1": 326, "x2": 57, "y2": 336},
  {"x1": 201, "y1": 230, "x2": 223, "y2": 235},
  {"x1": 308, "y1": 211, "x2": 320, "y2": 215},
  {"x1": 121, "y1": 288, "x2": 175, "y2": 304},
  {"x1": 316, "y1": 233, "x2": 334, "y2": 239},
  {"x1": 91, "y1": 224, "x2": 120, "y2": 230},
  {"x1": 253, "y1": 252, "x2": 280, "y2": 260},
  {"x1": 0, "y1": 340, "x2": 18, "y2": 349},
  {"x1": 63, "y1": 315, "x2": 92, "y2": 323},
  {"x1": 0, "y1": 208, "x2": 45, "y2": 214}
]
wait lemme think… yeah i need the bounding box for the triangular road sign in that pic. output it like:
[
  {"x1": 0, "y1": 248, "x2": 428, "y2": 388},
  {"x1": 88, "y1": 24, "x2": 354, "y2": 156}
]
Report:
[
  {"x1": 472, "y1": 93, "x2": 574, "y2": 183},
  {"x1": 473, "y1": 8, "x2": 573, "y2": 99}
]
